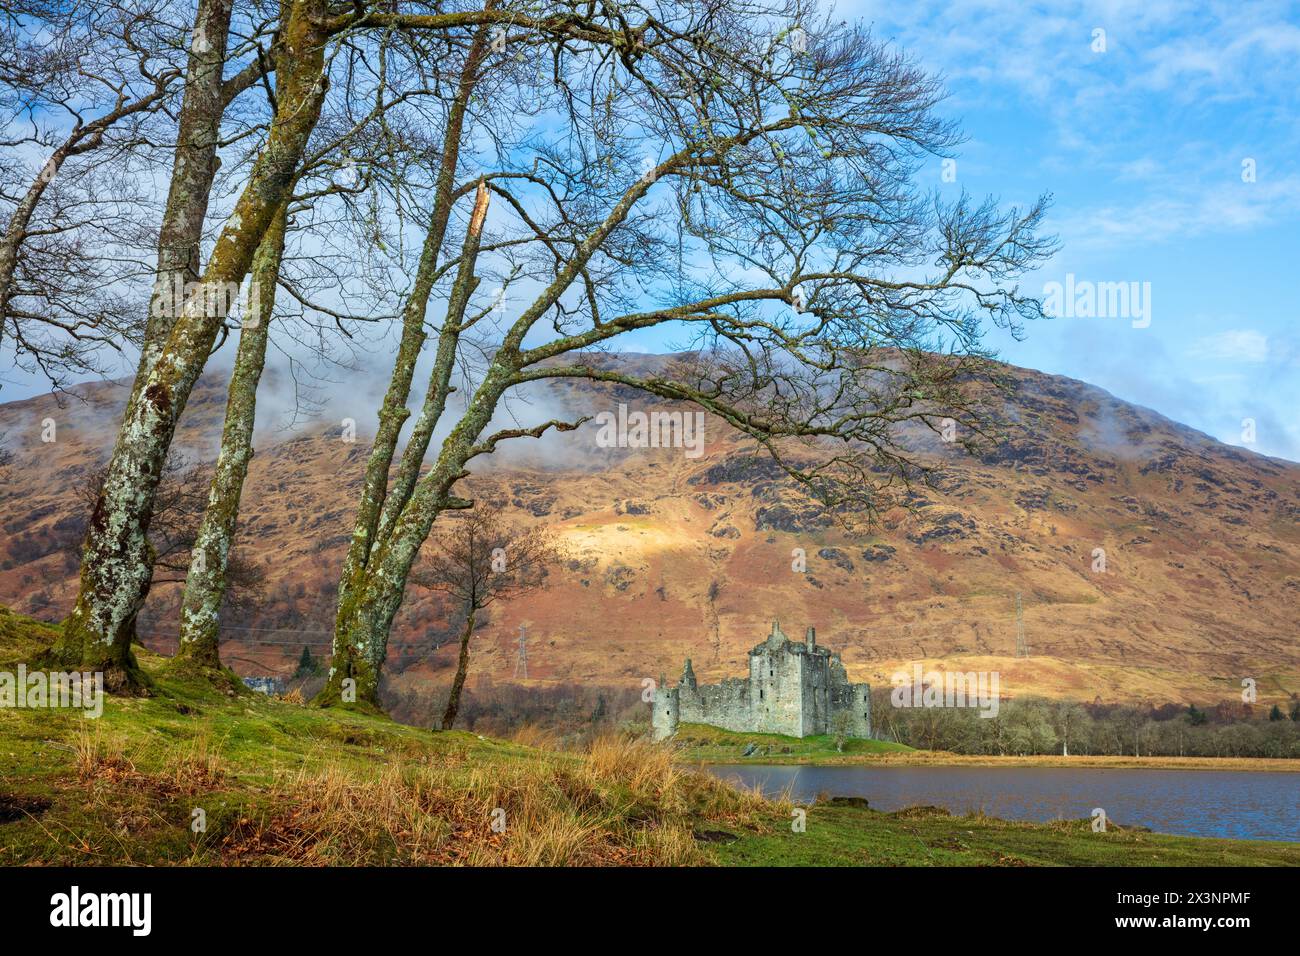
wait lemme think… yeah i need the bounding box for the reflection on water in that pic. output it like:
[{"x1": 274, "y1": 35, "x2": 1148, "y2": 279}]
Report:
[{"x1": 707, "y1": 764, "x2": 1300, "y2": 842}]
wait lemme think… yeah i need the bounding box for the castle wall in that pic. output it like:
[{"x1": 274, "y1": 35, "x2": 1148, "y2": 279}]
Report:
[
  {"x1": 653, "y1": 623, "x2": 873, "y2": 741},
  {"x1": 800, "y1": 650, "x2": 830, "y2": 736},
  {"x1": 829, "y1": 679, "x2": 872, "y2": 739},
  {"x1": 679, "y1": 677, "x2": 750, "y2": 733},
  {"x1": 852, "y1": 684, "x2": 872, "y2": 738},
  {"x1": 748, "y1": 639, "x2": 807, "y2": 735},
  {"x1": 651, "y1": 687, "x2": 679, "y2": 741}
]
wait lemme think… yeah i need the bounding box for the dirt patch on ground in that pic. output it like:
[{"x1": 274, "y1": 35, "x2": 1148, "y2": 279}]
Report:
[{"x1": 0, "y1": 792, "x2": 52, "y2": 823}]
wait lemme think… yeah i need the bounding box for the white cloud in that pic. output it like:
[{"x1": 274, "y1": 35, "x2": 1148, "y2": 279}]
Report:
[
  {"x1": 1186, "y1": 329, "x2": 1270, "y2": 363},
  {"x1": 1053, "y1": 174, "x2": 1300, "y2": 249}
]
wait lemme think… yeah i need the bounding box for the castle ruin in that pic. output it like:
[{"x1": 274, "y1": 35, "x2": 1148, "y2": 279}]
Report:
[{"x1": 652, "y1": 622, "x2": 872, "y2": 741}]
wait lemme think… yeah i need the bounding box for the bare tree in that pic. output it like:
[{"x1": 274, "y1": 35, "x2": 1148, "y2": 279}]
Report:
[
  {"x1": 49, "y1": 0, "x2": 650, "y2": 694},
  {"x1": 411, "y1": 507, "x2": 561, "y2": 728},
  {"x1": 0, "y1": 0, "x2": 189, "y2": 387},
  {"x1": 175, "y1": 12, "x2": 506, "y2": 673},
  {"x1": 172, "y1": 201, "x2": 286, "y2": 670},
  {"x1": 46, "y1": 0, "x2": 326, "y2": 689},
  {"x1": 320, "y1": 2, "x2": 1054, "y2": 708},
  {"x1": 1053, "y1": 700, "x2": 1088, "y2": 757}
]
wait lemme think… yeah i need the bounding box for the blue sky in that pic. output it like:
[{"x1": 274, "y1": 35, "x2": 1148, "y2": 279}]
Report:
[
  {"x1": 626, "y1": 1, "x2": 1300, "y2": 460},
  {"x1": 850, "y1": 0, "x2": 1300, "y2": 460},
  {"x1": 4, "y1": 1, "x2": 1297, "y2": 461}
]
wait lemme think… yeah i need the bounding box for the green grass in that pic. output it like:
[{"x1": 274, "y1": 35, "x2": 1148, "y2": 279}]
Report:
[
  {"x1": 710, "y1": 802, "x2": 1300, "y2": 866},
  {"x1": 0, "y1": 612, "x2": 535, "y2": 863},
  {"x1": 2, "y1": 607, "x2": 767, "y2": 865},
  {"x1": 3, "y1": 606, "x2": 1296, "y2": 866},
  {"x1": 670, "y1": 722, "x2": 914, "y2": 764}
]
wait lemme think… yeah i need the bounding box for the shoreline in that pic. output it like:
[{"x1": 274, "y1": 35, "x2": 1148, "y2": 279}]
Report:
[{"x1": 690, "y1": 752, "x2": 1300, "y2": 772}]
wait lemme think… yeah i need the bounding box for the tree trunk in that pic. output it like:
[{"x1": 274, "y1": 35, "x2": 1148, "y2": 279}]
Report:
[
  {"x1": 320, "y1": 364, "x2": 513, "y2": 708},
  {"x1": 134, "y1": 0, "x2": 236, "y2": 396},
  {"x1": 319, "y1": 123, "x2": 657, "y2": 708},
  {"x1": 48, "y1": 0, "x2": 327, "y2": 691},
  {"x1": 174, "y1": 201, "x2": 286, "y2": 670},
  {"x1": 374, "y1": 182, "x2": 489, "y2": 546},
  {"x1": 41, "y1": 0, "x2": 236, "y2": 679},
  {"x1": 335, "y1": 23, "x2": 492, "y2": 616},
  {"x1": 441, "y1": 607, "x2": 477, "y2": 730},
  {"x1": 318, "y1": 3, "x2": 656, "y2": 712}
]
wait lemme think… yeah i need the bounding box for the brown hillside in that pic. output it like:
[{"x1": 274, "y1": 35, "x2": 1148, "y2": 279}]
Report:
[{"x1": 1, "y1": 356, "x2": 1297, "y2": 706}]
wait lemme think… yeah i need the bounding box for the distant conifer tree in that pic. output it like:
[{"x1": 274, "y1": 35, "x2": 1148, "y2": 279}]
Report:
[{"x1": 295, "y1": 645, "x2": 317, "y2": 679}]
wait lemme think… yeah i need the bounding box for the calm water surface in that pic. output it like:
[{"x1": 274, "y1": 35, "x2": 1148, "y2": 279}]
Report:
[{"x1": 707, "y1": 764, "x2": 1300, "y2": 841}]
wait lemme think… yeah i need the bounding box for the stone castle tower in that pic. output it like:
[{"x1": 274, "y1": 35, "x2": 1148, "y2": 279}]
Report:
[{"x1": 652, "y1": 622, "x2": 871, "y2": 741}]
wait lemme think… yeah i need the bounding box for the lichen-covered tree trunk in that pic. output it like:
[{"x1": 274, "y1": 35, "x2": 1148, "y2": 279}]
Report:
[
  {"x1": 174, "y1": 201, "x2": 287, "y2": 670},
  {"x1": 441, "y1": 607, "x2": 477, "y2": 730},
  {"x1": 373, "y1": 182, "x2": 489, "y2": 547},
  {"x1": 321, "y1": 363, "x2": 513, "y2": 708},
  {"x1": 319, "y1": 123, "x2": 655, "y2": 710},
  {"x1": 40, "y1": 0, "x2": 234, "y2": 669},
  {"x1": 335, "y1": 24, "x2": 492, "y2": 616},
  {"x1": 48, "y1": 0, "x2": 328, "y2": 691},
  {"x1": 321, "y1": 185, "x2": 493, "y2": 710},
  {"x1": 131, "y1": 0, "x2": 235, "y2": 393}
]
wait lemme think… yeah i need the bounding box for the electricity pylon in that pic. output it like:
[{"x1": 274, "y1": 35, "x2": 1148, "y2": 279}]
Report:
[
  {"x1": 513, "y1": 624, "x2": 528, "y2": 679},
  {"x1": 1014, "y1": 592, "x2": 1029, "y2": 658}
]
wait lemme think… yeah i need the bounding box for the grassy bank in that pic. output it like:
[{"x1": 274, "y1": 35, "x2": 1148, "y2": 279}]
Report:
[
  {"x1": 710, "y1": 802, "x2": 1300, "y2": 866},
  {"x1": 670, "y1": 722, "x2": 1300, "y2": 772},
  {"x1": 3, "y1": 607, "x2": 1296, "y2": 866},
  {"x1": 1, "y1": 609, "x2": 771, "y2": 865},
  {"x1": 669, "y1": 722, "x2": 915, "y2": 763}
]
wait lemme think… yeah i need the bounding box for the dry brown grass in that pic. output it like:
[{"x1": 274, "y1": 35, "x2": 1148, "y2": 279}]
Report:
[
  {"x1": 71, "y1": 723, "x2": 227, "y2": 803},
  {"x1": 216, "y1": 733, "x2": 778, "y2": 866},
  {"x1": 73, "y1": 723, "x2": 133, "y2": 782},
  {"x1": 160, "y1": 732, "x2": 226, "y2": 795},
  {"x1": 508, "y1": 722, "x2": 563, "y2": 750}
]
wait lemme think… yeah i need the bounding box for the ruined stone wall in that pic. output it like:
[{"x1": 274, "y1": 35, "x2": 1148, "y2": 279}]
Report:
[
  {"x1": 851, "y1": 683, "x2": 872, "y2": 738},
  {"x1": 679, "y1": 677, "x2": 750, "y2": 733},
  {"x1": 800, "y1": 648, "x2": 834, "y2": 736},
  {"x1": 829, "y1": 680, "x2": 872, "y2": 739},
  {"x1": 651, "y1": 686, "x2": 679, "y2": 741},
  {"x1": 653, "y1": 623, "x2": 873, "y2": 741}
]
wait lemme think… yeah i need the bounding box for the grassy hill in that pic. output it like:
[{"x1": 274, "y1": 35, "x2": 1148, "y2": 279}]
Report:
[{"x1": 2, "y1": 607, "x2": 1297, "y2": 866}]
